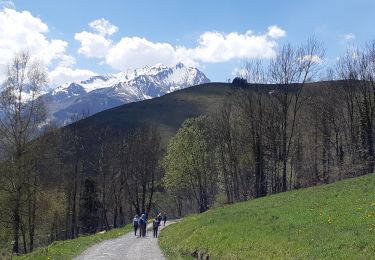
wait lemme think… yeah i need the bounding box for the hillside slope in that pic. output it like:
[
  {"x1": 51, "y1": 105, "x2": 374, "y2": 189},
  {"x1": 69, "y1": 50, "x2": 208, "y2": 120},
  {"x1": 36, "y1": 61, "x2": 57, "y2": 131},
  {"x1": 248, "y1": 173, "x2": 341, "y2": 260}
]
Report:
[
  {"x1": 70, "y1": 81, "x2": 338, "y2": 142},
  {"x1": 160, "y1": 174, "x2": 375, "y2": 259},
  {"x1": 72, "y1": 82, "x2": 236, "y2": 143}
]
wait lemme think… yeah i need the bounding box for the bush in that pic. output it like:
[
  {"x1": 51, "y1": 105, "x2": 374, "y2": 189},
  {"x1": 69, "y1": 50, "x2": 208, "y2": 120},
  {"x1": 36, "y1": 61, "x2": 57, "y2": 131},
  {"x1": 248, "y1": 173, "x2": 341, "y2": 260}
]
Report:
[{"x1": 232, "y1": 77, "x2": 248, "y2": 87}]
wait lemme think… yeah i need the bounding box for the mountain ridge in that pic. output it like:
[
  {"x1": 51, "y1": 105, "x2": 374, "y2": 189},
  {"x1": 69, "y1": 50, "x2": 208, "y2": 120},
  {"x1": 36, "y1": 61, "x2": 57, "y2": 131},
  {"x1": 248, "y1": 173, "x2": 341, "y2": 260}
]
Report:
[{"x1": 42, "y1": 63, "x2": 210, "y2": 125}]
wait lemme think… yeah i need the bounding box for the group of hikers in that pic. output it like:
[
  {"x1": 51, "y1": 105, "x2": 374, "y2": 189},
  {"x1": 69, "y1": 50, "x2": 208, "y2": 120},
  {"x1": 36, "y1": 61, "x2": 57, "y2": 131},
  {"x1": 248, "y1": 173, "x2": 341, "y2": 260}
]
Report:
[{"x1": 133, "y1": 213, "x2": 167, "y2": 238}]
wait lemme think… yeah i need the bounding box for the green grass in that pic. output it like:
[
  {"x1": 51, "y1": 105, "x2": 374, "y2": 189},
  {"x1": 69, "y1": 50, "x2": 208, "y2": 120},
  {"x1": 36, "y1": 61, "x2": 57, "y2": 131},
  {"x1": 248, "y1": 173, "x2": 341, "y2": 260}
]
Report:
[
  {"x1": 159, "y1": 174, "x2": 375, "y2": 259},
  {"x1": 15, "y1": 224, "x2": 132, "y2": 260}
]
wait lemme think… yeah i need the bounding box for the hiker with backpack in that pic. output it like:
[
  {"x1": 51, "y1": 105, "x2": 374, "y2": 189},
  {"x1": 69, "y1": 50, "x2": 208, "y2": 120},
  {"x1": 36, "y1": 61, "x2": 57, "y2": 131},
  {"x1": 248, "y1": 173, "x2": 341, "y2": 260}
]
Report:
[
  {"x1": 152, "y1": 217, "x2": 160, "y2": 238},
  {"x1": 133, "y1": 215, "x2": 139, "y2": 236},
  {"x1": 138, "y1": 214, "x2": 147, "y2": 237}
]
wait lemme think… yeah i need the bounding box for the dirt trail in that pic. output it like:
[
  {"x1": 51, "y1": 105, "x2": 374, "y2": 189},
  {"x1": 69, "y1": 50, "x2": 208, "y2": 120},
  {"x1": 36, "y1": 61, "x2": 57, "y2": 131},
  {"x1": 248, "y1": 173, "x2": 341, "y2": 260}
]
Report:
[{"x1": 74, "y1": 221, "x2": 177, "y2": 260}]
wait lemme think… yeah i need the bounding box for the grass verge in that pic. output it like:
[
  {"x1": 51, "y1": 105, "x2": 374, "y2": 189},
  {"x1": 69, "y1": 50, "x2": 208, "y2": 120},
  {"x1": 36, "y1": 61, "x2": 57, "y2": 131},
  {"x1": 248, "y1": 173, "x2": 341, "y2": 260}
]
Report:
[
  {"x1": 15, "y1": 224, "x2": 132, "y2": 260},
  {"x1": 159, "y1": 174, "x2": 375, "y2": 259}
]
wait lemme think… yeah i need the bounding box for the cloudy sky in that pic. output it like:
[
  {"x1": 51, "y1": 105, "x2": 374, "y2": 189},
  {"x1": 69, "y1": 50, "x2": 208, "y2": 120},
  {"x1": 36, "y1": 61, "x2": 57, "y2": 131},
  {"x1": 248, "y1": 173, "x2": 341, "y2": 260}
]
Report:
[{"x1": 0, "y1": 0, "x2": 374, "y2": 86}]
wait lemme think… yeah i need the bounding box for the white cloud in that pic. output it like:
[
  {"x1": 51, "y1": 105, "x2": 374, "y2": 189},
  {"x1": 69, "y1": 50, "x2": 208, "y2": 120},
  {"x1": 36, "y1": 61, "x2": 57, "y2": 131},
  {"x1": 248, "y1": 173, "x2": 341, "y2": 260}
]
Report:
[
  {"x1": 74, "y1": 31, "x2": 111, "y2": 58},
  {"x1": 174, "y1": 46, "x2": 198, "y2": 67},
  {"x1": 301, "y1": 54, "x2": 323, "y2": 64},
  {"x1": 58, "y1": 54, "x2": 76, "y2": 67},
  {"x1": 0, "y1": 8, "x2": 103, "y2": 87},
  {"x1": 0, "y1": 8, "x2": 68, "y2": 65},
  {"x1": 49, "y1": 66, "x2": 96, "y2": 86},
  {"x1": 267, "y1": 25, "x2": 286, "y2": 39},
  {"x1": 343, "y1": 33, "x2": 356, "y2": 40},
  {"x1": 89, "y1": 18, "x2": 118, "y2": 36},
  {"x1": 180, "y1": 30, "x2": 279, "y2": 63},
  {"x1": 0, "y1": 8, "x2": 78, "y2": 84},
  {"x1": 106, "y1": 37, "x2": 178, "y2": 70},
  {"x1": 75, "y1": 20, "x2": 286, "y2": 71}
]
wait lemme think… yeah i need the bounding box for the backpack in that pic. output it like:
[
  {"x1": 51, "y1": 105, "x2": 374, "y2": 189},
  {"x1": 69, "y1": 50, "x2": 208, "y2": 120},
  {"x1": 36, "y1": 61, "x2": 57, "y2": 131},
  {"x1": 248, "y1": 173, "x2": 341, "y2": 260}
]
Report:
[
  {"x1": 153, "y1": 220, "x2": 159, "y2": 228},
  {"x1": 133, "y1": 218, "x2": 138, "y2": 226}
]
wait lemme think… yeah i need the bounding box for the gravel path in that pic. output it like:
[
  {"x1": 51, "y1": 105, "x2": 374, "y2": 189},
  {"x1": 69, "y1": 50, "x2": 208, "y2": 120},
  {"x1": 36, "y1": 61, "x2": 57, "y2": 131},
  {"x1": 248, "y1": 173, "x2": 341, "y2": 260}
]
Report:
[{"x1": 74, "y1": 221, "x2": 176, "y2": 260}]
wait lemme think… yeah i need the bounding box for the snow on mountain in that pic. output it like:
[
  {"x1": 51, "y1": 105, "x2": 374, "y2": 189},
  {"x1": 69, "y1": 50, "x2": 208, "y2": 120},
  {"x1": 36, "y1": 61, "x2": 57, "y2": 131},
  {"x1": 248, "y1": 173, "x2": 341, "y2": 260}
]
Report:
[{"x1": 42, "y1": 63, "x2": 210, "y2": 125}]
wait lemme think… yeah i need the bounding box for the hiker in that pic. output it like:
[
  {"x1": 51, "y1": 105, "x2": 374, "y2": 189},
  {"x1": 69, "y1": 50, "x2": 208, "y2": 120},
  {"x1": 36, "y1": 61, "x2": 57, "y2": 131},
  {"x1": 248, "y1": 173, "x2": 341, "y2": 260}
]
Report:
[
  {"x1": 143, "y1": 214, "x2": 147, "y2": 237},
  {"x1": 162, "y1": 214, "x2": 167, "y2": 226},
  {"x1": 139, "y1": 214, "x2": 147, "y2": 237},
  {"x1": 133, "y1": 215, "x2": 139, "y2": 236},
  {"x1": 153, "y1": 217, "x2": 160, "y2": 238},
  {"x1": 143, "y1": 213, "x2": 148, "y2": 237}
]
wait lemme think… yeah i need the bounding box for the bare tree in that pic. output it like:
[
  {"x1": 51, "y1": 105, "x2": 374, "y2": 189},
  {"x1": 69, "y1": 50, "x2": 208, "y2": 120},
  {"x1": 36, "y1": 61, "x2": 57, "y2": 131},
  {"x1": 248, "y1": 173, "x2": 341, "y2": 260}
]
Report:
[
  {"x1": 238, "y1": 61, "x2": 269, "y2": 198},
  {"x1": 0, "y1": 52, "x2": 47, "y2": 254},
  {"x1": 211, "y1": 102, "x2": 240, "y2": 203},
  {"x1": 269, "y1": 38, "x2": 324, "y2": 191},
  {"x1": 59, "y1": 123, "x2": 86, "y2": 239},
  {"x1": 121, "y1": 126, "x2": 161, "y2": 215},
  {"x1": 336, "y1": 41, "x2": 375, "y2": 174}
]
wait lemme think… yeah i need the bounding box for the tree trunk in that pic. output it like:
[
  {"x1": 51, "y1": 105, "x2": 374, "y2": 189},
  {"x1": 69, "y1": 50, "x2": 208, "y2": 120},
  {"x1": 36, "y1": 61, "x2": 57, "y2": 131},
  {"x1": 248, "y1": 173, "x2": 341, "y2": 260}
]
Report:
[
  {"x1": 71, "y1": 165, "x2": 78, "y2": 238},
  {"x1": 28, "y1": 175, "x2": 37, "y2": 252},
  {"x1": 21, "y1": 222, "x2": 27, "y2": 254},
  {"x1": 12, "y1": 189, "x2": 21, "y2": 254}
]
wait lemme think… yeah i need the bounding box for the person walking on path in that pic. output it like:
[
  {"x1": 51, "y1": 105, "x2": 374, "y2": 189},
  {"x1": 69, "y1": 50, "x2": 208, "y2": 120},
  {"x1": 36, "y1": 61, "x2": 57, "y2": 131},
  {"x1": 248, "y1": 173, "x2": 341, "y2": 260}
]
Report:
[
  {"x1": 143, "y1": 213, "x2": 148, "y2": 237},
  {"x1": 152, "y1": 217, "x2": 160, "y2": 238},
  {"x1": 162, "y1": 215, "x2": 167, "y2": 226},
  {"x1": 138, "y1": 214, "x2": 147, "y2": 237},
  {"x1": 133, "y1": 215, "x2": 139, "y2": 236}
]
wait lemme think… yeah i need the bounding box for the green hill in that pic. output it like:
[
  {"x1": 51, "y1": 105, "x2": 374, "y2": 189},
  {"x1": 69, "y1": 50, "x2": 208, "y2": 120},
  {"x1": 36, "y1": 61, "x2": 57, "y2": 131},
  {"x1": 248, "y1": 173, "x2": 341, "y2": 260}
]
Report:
[
  {"x1": 159, "y1": 174, "x2": 375, "y2": 259},
  {"x1": 71, "y1": 81, "x2": 335, "y2": 145},
  {"x1": 73, "y1": 83, "x2": 236, "y2": 144}
]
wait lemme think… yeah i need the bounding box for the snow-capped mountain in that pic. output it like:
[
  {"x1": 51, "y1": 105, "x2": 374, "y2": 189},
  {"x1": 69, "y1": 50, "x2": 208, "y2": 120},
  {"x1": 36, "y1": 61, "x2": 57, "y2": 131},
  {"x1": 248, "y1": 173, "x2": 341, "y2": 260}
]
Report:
[{"x1": 42, "y1": 62, "x2": 210, "y2": 125}]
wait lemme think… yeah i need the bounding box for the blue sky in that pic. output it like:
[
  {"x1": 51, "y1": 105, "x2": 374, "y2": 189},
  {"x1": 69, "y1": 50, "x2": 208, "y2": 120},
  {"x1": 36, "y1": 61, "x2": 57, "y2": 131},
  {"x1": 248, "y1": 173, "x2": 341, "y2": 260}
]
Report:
[{"x1": 0, "y1": 0, "x2": 374, "y2": 85}]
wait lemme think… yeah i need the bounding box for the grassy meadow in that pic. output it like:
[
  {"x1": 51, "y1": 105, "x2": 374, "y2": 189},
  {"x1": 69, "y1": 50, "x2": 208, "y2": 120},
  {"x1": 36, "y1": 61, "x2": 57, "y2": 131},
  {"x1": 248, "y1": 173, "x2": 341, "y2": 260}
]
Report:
[{"x1": 159, "y1": 174, "x2": 375, "y2": 259}]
